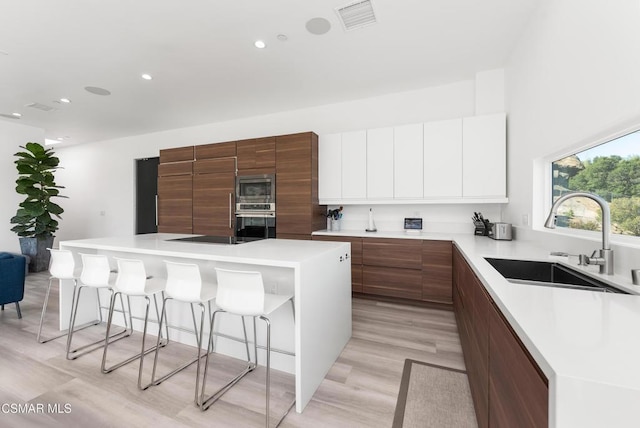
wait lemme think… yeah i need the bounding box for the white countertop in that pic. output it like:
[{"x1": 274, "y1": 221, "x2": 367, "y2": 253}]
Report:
[
  {"x1": 314, "y1": 229, "x2": 640, "y2": 427},
  {"x1": 60, "y1": 233, "x2": 348, "y2": 268}
]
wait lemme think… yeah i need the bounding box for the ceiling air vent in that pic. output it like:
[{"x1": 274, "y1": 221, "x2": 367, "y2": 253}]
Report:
[
  {"x1": 335, "y1": 0, "x2": 377, "y2": 31},
  {"x1": 26, "y1": 102, "x2": 56, "y2": 112}
]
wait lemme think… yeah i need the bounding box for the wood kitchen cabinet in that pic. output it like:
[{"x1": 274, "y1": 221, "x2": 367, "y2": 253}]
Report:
[
  {"x1": 362, "y1": 238, "x2": 423, "y2": 299},
  {"x1": 236, "y1": 136, "x2": 275, "y2": 173},
  {"x1": 159, "y1": 146, "x2": 194, "y2": 164},
  {"x1": 193, "y1": 157, "x2": 235, "y2": 236},
  {"x1": 422, "y1": 240, "x2": 453, "y2": 304},
  {"x1": 489, "y1": 301, "x2": 548, "y2": 428},
  {"x1": 454, "y1": 247, "x2": 490, "y2": 428},
  {"x1": 312, "y1": 235, "x2": 362, "y2": 293},
  {"x1": 157, "y1": 149, "x2": 194, "y2": 234},
  {"x1": 192, "y1": 143, "x2": 237, "y2": 237},
  {"x1": 453, "y1": 245, "x2": 548, "y2": 428},
  {"x1": 275, "y1": 132, "x2": 326, "y2": 239},
  {"x1": 195, "y1": 141, "x2": 237, "y2": 160}
]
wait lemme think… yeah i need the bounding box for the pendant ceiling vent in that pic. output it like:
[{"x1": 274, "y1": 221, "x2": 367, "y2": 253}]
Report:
[{"x1": 335, "y1": 0, "x2": 377, "y2": 31}]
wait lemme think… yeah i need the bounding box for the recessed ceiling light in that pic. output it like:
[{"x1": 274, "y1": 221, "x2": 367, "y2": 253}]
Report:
[
  {"x1": 254, "y1": 40, "x2": 266, "y2": 49},
  {"x1": 12, "y1": 112, "x2": 21, "y2": 117},
  {"x1": 60, "y1": 98, "x2": 71, "y2": 103},
  {"x1": 45, "y1": 138, "x2": 61, "y2": 145},
  {"x1": 85, "y1": 86, "x2": 111, "y2": 96},
  {"x1": 141, "y1": 73, "x2": 153, "y2": 80},
  {"x1": 277, "y1": 34, "x2": 288, "y2": 41}
]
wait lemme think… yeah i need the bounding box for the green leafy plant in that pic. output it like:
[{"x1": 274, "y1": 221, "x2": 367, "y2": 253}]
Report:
[{"x1": 10, "y1": 142, "x2": 65, "y2": 238}]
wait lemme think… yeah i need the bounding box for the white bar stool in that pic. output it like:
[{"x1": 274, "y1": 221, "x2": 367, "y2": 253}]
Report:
[
  {"x1": 150, "y1": 261, "x2": 217, "y2": 403},
  {"x1": 199, "y1": 268, "x2": 295, "y2": 428},
  {"x1": 66, "y1": 253, "x2": 130, "y2": 360},
  {"x1": 101, "y1": 258, "x2": 168, "y2": 390},
  {"x1": 38, "y1": 248, "x2": 98, "y2": 343}
]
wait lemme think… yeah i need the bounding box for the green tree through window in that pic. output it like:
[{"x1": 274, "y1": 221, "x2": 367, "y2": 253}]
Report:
[{"x1": 552, "y1": 130, "x2": 640, "y2": 237}]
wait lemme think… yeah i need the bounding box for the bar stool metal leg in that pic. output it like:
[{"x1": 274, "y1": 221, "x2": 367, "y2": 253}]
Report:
[
  {"x1": 66, "y1": 286, "x2": 132, "y2": 360},
  {"x1": 199, "y1": 310, "x2": 254, "y2": 411},
  {"x1": 102, "y1": 293, "x2": 167, "y2": 375}
]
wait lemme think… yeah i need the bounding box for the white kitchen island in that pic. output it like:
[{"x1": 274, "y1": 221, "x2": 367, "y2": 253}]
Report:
[{"x1": 58, "y1": 234, "x2": 352, "y2": 413}]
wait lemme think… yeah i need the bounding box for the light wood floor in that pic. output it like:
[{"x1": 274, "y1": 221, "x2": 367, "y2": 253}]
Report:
[{"x1": 0, "y1": 273, "x2": 465, "y2": 427}]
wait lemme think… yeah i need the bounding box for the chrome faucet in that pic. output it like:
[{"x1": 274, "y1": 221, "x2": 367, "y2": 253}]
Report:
[{"x1": 544, "y1": 191, "x2": 614, "y2": 275}]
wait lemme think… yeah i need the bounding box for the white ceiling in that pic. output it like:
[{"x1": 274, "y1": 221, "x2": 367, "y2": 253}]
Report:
[{"x1": 0, "y1": 0, "x2": 539, "y2": 145}]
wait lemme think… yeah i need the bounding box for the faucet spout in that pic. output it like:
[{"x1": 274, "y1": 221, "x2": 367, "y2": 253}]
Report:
[{"x1": 544, "y1": 191, "x2": 613, "y2": 274}]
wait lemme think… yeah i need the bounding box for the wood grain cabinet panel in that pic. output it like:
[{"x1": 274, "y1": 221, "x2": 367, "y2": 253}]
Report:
[
  {"x1": 489, "y1": 303, "x2": 548, "y2": 428},
  {"x1": 158, "y1": 175, "x2": 192, "y2": 233},
  {"x1": 362, "y1": 266, "x2": 422, "y2": 300},
  {"x1": 192, "y1": 173, "x2": 235, "y2": 236},
  {"x1": 362, "y1": 238, "x2": 422, "y2": 270},
  {"x1": 452, "y1": 245, "x2": 548, "y2": 428},
  {"x1": 159, "y1": 146, "x2": 194, "y2": 164},
  {"x1": 276, "y1": 132, "x2": 324, "y2": 239},
  {"x1": 237, "y1": 137, "x2": 275, "y2": 171},
  {"x1": 422, "y1": 240, "x2": 453, "y2": 304},
  {"x1": 195, "y1": 141, "x2": 236, "y2": 160},
  {"x1": 158, "y1": 161, "x2": 193, "y2": 177},
  {"x1": 194, "y1": 157, "x2": 236, "y2": 175}
]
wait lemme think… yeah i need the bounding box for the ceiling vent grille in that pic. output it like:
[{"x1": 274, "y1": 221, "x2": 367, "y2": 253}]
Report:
[
  {"x1": 26, "y1": 102, "x2": 55, "y2": 112},
  {"x1": 335, "y1": 0, "x2": 377, "y2": 31}
]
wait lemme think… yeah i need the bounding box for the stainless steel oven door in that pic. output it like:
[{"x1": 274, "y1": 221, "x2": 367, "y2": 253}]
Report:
[
  {"x1": 235, "y1": 174, "x2": 275, "y2": 203},
  {"x1": 235, "y1": 212, "x2": 276, "y2": 239}
]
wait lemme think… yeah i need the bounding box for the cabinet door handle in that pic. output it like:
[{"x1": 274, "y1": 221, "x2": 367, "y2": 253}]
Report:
[
  {"x1": 155, "y1": 194, "x2": 158, "y2": 226},
  {"x1": 229, "y1": 192, "x2": 232, "y2": 228}
]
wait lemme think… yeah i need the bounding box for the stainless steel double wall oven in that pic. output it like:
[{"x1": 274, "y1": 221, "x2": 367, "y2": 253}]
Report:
[{"x1": 235, "y1": 174, "x2": 276, "y2": 239}]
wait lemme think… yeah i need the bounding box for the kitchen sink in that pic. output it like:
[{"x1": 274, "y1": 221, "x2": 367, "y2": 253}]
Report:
[{"x1": 484, "y1": 258, "x2": 628, "y2": 294}]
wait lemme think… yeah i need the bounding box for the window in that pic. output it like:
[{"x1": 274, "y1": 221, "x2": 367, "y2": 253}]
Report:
[{"x1": 551, "y1": 130, "x2": 640, "y2": 236}]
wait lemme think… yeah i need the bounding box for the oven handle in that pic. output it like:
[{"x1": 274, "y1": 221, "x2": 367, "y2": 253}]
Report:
[{"x1": 236, "y1": 212, "x2": 276, "y2": 218}]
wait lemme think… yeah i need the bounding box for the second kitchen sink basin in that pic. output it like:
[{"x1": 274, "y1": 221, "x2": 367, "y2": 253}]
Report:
[{"x1": 484, "y1": 258, "x2": 628, "y2": 294}]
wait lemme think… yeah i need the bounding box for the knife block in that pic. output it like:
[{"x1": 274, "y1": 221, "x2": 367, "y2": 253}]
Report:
[{"x1": 474, "y1": 221, "x2": 490, "y2": 236}]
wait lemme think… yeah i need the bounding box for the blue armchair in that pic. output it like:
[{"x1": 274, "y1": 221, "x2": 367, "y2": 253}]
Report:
[{"x1": 0, "y1": 253, "x2": 26, "y2": 319}]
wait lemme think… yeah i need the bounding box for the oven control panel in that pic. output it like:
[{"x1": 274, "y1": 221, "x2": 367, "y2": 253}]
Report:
[{"x1": 236, "y1": 203, "x2": 275, "y2": 212}]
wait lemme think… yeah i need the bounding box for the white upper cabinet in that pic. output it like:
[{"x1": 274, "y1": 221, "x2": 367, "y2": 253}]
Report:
[
  {"x1": 423, "y1": 118, "x2": 463, "y2": 198},
  {"x1": 462, "y1": 113, "x2": 506, "y2": 198},
  {"x1": 394, "y1": 123, "x2": 424, "y2": 199},
  {"x1": 341, "y1": 130, "x2": 367, "y2": 199},
  {"x1": 318, "y1": 133, "x2": 342, "y2": 200},
  {"x1": 317, "y1": 114, "x2": 507, "y2": 204},
  {"x1": 366, "y1": 127, "x2": 394, "y2": 199}
]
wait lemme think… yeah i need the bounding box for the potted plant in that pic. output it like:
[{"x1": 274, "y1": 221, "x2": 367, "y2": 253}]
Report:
[{"x1": 10, "y1": 142, "x2": 65, "y2": 272}]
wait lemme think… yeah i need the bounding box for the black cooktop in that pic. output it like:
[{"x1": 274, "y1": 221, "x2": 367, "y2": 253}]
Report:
[{"x1": 167, "y1": 236, "x2": 263, "y2": 244}]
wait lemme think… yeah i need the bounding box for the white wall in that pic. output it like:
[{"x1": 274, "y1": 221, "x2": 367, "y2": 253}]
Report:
[
  {"x1": 504, "y1": 0, "x2": 640, "y2": 272},
  {"x1": 0, "y1": 121, "x2": 45, "y2": 252},
  {"x1": 56, "y1": 79, "x2": 480, "y2": 241}
]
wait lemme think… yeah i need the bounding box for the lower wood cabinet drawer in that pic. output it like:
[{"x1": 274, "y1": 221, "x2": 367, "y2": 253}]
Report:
[
  {"x1": 352, "y1": 265, "x2": 363, "y2": 293},
  {"x1": 362, "y1": 238, "x2": 422, "y2": 270},
  {"x1": 362, "y1": 266, "x2": 422, "y2": 300}
]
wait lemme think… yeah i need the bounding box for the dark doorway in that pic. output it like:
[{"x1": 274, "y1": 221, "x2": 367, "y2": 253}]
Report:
[{"x1": 136, "y1": 157, "x2": 159, "y2": 234}]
